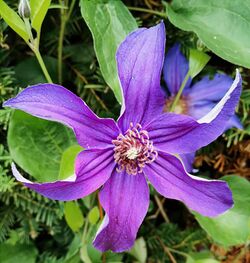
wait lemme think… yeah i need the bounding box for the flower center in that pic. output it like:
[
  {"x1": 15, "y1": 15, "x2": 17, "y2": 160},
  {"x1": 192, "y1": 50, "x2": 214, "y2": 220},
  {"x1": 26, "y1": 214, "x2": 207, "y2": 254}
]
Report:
[
  {"x1": 163, "y1": 96, "x2": 189, "y2": 114},
  {"x1": 112, "y1": 123, "x2": 157, "y2": 175}
]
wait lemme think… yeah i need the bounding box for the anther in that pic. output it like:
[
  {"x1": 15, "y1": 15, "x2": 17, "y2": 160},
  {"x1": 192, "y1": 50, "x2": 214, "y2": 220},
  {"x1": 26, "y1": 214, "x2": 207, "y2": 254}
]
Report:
[{"x1": 112, "y1": 123, "x2": 157, "y2": 175}]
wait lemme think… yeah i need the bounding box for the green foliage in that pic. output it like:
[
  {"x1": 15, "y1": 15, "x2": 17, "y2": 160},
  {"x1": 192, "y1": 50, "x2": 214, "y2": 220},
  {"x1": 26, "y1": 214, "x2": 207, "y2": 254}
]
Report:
[
  {"x1": 0, "y1": 0, "x2": 29, "y2": 41},
  {"x1": 15, "y1": 56, "x2": 59, "y2": 85},
  {"x1": 64, "y1": 201, "x2": 84, "y2": 232},
  {"x1": 186, "y1": 251, "x2": 219, "y2": 263},
  {"x1": 128, "y1": 237, "x2": 147, "y2": 263},
  {"x1": 142, "y1": 222, "x2": 208, "y2": 262},
  {"x1": 88, "y1": 206, "x2": 99, "y2": 225},
  {"x1": 0, "y1": 243, "x2": 38, "y2": 263},
  {"x1": 166, "y1": 0, "x2": 250, "y2": 68},
  {"x1": 195, "y1": 175, "x2": 250, "y2": 246},
  {"x1": 8, "y1": 110, "x2": 76, "y2": 182},
  {"x1": 188, "y1": 49, "x2": 210, "y2": 78},
  {"x1": 80, "y1": 0, "x2": 138, "y2": 103},
  {"x1": 59, "y1": 145, "x2": 83, "y2": 180},
  {"x1": 0, "y1": 67, "x2": 17, "y2": 107},
  {"x1": 30, "y1": 0, "x2": 51, "y2": 33}
]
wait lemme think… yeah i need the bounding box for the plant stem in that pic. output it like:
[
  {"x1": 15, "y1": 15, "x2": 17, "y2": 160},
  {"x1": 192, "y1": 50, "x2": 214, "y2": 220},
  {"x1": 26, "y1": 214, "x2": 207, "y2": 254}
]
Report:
[
  {"x1": 97, "y1": 191, "x2": 103, "y2": 220},
  {"x1": 23, "y1": 18, "x2": 52, "y2": 83},
  {"x1": 34, "y1": 49, "x2": 53, "y2": 83},
  {"x1": 24, "y1": 18, "x2": 34, "y2": 43},
  {"x1": 58, "y1": 18, "x2": 66, "y2": 84},
  {"x1": 58, "y1": 0, "x2": 76, "y2": 84},
  {"x1": 128, "y1": 6, "x2": 167, "y2": 19},
  {"x1": 154, "y1": 195, "x2": 170, "y2": 223},
  {"x1": 169, "y1": 72, "x2": 190, "y2": 112}
]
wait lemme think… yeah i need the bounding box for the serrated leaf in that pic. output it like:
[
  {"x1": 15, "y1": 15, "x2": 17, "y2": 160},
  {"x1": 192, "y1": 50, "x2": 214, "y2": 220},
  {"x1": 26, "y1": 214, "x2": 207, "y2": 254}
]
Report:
[
  {"x1": 189, "y1": 49, "x2": 210, "y2": 78},
  {"x1": 7, "y1": 110, "x2": 76, "y2": 182},
  {"x1": 58, "y1": 145, "x2": 83, "y2": 180},
  {"x1": 166, "y1": 0, "x2": 250, "y2": 68},
  {"x1": 64, "y1": 201, "x2": 84, "y2": 232},
  {"x1": 80, "y1": 0, "x2": 137, "y2": 103},
  {"x1": 88, "y1": 206, "x2": 99, "y2": 225},
  {"x1": 30, "y1": 0, "x2": 51, "y2": 32},
  {"x1": 194, "y1": 175, "x2": 250, "y2": 246},
  {"x1": 0, "y1": 0, "x2": 29, "y2": 41}
]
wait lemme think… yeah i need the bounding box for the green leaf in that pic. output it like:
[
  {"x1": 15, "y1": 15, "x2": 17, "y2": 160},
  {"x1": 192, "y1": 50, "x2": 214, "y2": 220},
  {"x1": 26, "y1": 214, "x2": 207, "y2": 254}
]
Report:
[
  {"x1": 186, "y1": 251, "x2": 219, "y2": 263},
  {"x1": 194, "y1": 175, "x2": 250, "y2": 246},
  {"x1": 64, "y1": 234, "x2": 82, "y2": 263},
  {"x1": 8, "y1": 110, "x2": 76, "y2": 182},
  {"x1": 15, "y1": 56, "x2": 60, "y2": 85},
  {"x1": 0, "y1": 243, "x2": 38, "y2": 263},
  {"x1": 166, "y1": 0, "x2": 250, "y2": 68},
  {"x1": 30, "y1": 0, "x2": 51, "y2": 32},
  {"x1": 0, "y1": 0, "x2": 29, "y2": 41},
  {"x1": 88, "y1": 206, "x2": 100, "y2": 225},
  {"x1": 188, "y1": 49, "x2": 210, "y2": 78},
  {"x1": 64, "y1": 201, "x2": 84, "y2": 232},
  {"x1": 58, "y1": 145, "x2": 83, "y2": 180},
  {"x1": 80, "y1": 0, "x2": 137, "y2": 103},
  {"x1": 128, "y1": 237, "x2": 147, "y2": 263}
]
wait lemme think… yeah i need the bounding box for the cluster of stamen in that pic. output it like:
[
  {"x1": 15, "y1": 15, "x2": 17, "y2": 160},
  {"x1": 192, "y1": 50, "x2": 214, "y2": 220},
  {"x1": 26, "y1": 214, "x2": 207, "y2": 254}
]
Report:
[{"x1": 112, "y1": 123, "x2": 158, "y2": 175}]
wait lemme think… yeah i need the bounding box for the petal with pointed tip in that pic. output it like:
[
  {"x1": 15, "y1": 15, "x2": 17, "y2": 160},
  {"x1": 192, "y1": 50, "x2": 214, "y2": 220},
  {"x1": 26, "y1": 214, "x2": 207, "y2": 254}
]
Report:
[
  {"x1": 144, "y1": 151, "x2": 233, "y2": 217},
  {"x1": 117, "y1": 22, "x2": 166, "y2": 131},
  {"x1": 12, "y1": 148, "x2": 115, "y2": 201},
  {"x1": 93, "y1": 170, "x2": 149, "y2": 252},
  {"x1": 189, "y1": 74, "x2": 233, "y2": 103},
  {"x1": 3, "y1": 84, "x2": 119, "y2": 148},
  {"x1": 145, "y1": 70, "x2": 242, "y2": 154},
  {"x1": 163, "y1": 43, "x2": 192, "y2": 95}
]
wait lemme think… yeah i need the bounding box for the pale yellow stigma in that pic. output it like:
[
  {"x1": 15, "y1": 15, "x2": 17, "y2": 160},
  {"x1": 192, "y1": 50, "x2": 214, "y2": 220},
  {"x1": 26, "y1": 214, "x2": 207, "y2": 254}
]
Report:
[
  {"x1": 174, "y1": 104, "x2": 183, "y2": 114},
  {"x1": 126, "y1": 147, "x2": 138, "y2": 160}
]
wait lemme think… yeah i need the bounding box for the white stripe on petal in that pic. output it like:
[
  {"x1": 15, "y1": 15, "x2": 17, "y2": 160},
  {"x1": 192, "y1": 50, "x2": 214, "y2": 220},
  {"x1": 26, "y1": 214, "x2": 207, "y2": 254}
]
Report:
[
  {"x1": 198, "y1": 69, "x2": 240, "y2": 124},
  {"x1": 11, "y1": 162, "x2": 33, "y2": 184}
]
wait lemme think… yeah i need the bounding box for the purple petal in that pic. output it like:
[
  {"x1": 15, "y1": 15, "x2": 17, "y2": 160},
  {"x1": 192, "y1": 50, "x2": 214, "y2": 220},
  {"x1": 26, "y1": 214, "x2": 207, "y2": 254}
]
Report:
[
  {"x1": 144, "y1": 151, "x2": 233, "y2": 217},
  {"x1": 189, "y1": 73, "x2": 233, "y2": 103},
  {"x1": 117, "y1": 22, "x2": 166, "y2": 132},
  {"x1": 189, "y1": 102, "x2": 242, "y2": 130},
  {"x1": 188, "y1": 101, "x2": 216, "y2": 119},
  {"x1": 163, "y1": 43, "x2": 192, "y2": 95},
  {"x1": 93, "y1": 170, "x2": 149, "y2": 252},
  {"x1": 145, "y1": 70, "x2": 242, "y2": 154},
  {"x1": 226, "y1": 115, "x2": 243, "y2": 130},
  {"x1": 179, "y1": 152, "x2": 195, "y2": 173},
  {"x1": 12, "y1": 148, "x2": 115, "y2": 201},
  {"x1": 3, "y1": 84, "x2": 119, "y2": 148}
]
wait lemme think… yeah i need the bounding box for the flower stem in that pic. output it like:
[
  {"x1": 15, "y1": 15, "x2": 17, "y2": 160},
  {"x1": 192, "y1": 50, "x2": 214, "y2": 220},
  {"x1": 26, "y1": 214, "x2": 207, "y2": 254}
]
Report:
[
  {"x1": 58, "y1": 18, "x2": 66, "y2": 84},
  {"x1": 169, "y1": 72, "x2": 190, "y2": 112},
  {"x1": 97, "y1": 191, "x2": 103, "y2": 220},
  {"x1": 33, "y1": 49, "x2": 53, "y2": 83},
  {"x1": 24, "y1": 18, "x2": 52, "y2": 83},
  {"x1": 128, "y1": 6, "x2": 167, "y2": 19},
  {"x1": 24, "y1": 18, "x2": 34, "y2": 43},
  {"x1": 58, "y1": 0, "x2": 76, "y2": 84}
]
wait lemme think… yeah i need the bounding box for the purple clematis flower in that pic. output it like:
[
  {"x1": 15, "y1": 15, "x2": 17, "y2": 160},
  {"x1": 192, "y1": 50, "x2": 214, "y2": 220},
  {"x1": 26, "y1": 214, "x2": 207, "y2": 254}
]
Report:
[
  {"x1": 3, "y1": 22, "x2": 242, "y2": 253},
  {"x1": 163, "y1": 43, "x2": 242, "y2": 129},
  {"x1": 163, "y1": 43, "x2": 242, "y2": 171}
]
